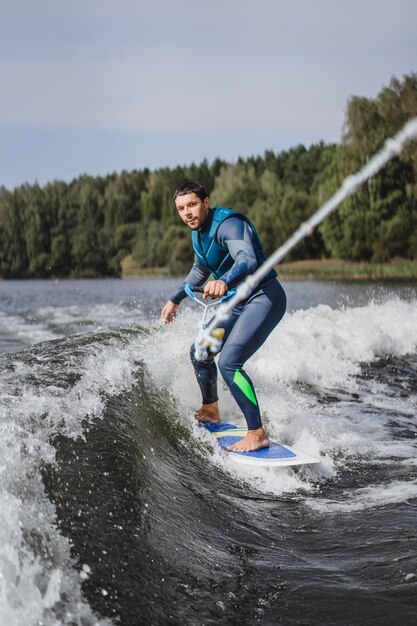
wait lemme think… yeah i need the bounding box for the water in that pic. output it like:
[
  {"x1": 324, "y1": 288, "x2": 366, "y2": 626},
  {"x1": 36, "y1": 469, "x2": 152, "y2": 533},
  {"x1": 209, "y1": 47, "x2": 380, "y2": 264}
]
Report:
[{"x1": 0, "y1": 278, "x2": 417, "y2": 625}]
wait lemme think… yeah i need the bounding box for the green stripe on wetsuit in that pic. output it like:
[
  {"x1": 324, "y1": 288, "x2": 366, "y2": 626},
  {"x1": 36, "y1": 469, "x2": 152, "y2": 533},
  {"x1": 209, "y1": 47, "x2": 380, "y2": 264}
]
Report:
[{"x1": 233, "y1": 370, "x2": 258, "y2": 406}]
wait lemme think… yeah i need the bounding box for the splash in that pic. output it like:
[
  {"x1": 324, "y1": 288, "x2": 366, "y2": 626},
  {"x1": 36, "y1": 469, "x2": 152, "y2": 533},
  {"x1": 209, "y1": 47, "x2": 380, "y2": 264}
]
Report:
[
  {"x1": 0, "y1": 330, "x2": 146, "y2": 626},
  {"x1": 145, "y1": 297, "x2": 417, "y2": 498},
  {"x1": 0, "y1": 293, "x2": 416, "y2": 623}
]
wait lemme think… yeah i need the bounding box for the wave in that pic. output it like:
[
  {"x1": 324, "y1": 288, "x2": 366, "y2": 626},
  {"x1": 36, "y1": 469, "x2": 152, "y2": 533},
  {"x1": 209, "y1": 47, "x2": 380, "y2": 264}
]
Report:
[
  {"x1": 1, "y1": 296, "x2": 416, "y2": 624},
  {"x1": 0, "y1": 328, "x2": 146, "y2": 626},
  {"x1": 0, "y1": 310, "x2": 60, "y2": 353}
]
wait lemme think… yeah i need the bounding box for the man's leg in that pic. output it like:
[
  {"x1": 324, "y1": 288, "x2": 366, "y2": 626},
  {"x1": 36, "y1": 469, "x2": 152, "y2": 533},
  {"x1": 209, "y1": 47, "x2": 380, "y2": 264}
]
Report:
[
  {"x1": 218, "y1": 279, "x2": 286, "y2": 451},
  {"x1": 190, "y1": 345, "x2": 220, "y2": 422},
  {"x1": 189, "y1": 306, "x2": 240, "y2": 422}
]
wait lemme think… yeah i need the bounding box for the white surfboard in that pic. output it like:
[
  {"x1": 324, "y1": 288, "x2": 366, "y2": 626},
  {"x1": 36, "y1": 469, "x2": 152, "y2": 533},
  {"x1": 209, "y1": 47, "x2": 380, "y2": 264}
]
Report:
[{"x1": 203, "y1": 422, "x2": 320, "y2": 467}]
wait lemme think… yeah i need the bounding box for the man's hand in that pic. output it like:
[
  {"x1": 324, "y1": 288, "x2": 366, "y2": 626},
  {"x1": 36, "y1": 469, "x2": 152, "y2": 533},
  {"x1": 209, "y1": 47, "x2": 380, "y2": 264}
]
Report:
[
  {"x1": 161, "y1": 301, "x2": 179, "y2": 324},
  {"x1": 203, "y1": 280, "x2": 228, "y2": 299}
]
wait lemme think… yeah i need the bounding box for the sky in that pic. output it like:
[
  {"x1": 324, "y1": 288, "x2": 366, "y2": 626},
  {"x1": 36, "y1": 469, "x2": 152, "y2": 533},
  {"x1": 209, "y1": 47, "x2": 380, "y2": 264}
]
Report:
[{"x1": 0, "y1": 0, "x2": 416, "y2": 190}]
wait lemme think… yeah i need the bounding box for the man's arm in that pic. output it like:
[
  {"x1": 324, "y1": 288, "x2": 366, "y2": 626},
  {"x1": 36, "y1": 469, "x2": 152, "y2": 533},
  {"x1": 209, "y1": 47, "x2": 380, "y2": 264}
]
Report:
[
  {"x1": 169, "y1": 259, "x2": 210, "y2": 304},
  {"x1": 216, "y1": 217, "x2": 258, "y2": 287},
  {"x1": 161, "y1": 258, "x2": 210, "y2": 323}
]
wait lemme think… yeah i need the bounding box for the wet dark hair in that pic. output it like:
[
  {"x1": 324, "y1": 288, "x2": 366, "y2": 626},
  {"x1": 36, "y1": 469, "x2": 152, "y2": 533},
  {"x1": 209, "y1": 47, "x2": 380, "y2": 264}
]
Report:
[{"x1": 173, "y1": 181, "x2": 208, "y2": 202}]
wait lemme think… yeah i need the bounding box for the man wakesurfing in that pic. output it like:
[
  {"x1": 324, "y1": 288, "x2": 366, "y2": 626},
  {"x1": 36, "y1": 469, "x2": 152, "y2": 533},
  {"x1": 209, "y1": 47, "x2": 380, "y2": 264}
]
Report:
[{"x1": 161, "y1": 181, "x2": 287, "y2": 452}]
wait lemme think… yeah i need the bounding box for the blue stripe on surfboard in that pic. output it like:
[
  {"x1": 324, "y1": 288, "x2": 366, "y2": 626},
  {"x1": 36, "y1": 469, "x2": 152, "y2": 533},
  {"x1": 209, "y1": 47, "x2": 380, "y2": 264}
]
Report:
[
  {"x1": 217, "y1": 436, "x2": 296, "y2": 459},
  {"x1": 201, "y1": 422, "x2": 238, "y2": 433}
]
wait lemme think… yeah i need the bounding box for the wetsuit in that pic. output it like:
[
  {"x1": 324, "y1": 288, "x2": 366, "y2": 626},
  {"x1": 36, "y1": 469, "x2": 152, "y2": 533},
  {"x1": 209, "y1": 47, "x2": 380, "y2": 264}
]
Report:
[{"x1": 170, "y1": 207, "x2": 286, "y2": 431}]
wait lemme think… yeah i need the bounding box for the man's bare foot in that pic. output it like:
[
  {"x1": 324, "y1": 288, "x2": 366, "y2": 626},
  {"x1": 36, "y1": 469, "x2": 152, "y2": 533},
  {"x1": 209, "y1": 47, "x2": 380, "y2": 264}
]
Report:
[
  {"x1": 227, "y1": 428, "x2": 270, "y2": 452},
  {"x1": 194, "y1": 401, "x2": 221, "y2": 424}
]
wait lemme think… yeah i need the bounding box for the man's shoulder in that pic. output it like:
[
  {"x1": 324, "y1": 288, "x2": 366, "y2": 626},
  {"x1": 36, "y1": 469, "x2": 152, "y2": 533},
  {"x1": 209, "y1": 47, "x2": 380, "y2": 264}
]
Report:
[
  {"x1": 216, "y1": 213, "x2": 253, "y2": 244},
  {"x1": 213, "y1": 205, "x2": 236, "y2": 219},
  {"x1": 213, "y1": 206, "x2": 245, "y2": 225}
]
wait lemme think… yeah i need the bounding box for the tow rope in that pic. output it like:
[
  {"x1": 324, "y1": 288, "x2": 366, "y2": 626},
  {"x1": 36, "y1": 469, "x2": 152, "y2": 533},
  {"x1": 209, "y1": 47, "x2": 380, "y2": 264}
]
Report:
[{"x1": 193, "y1": 117, "x2": 417, "y2": 360}]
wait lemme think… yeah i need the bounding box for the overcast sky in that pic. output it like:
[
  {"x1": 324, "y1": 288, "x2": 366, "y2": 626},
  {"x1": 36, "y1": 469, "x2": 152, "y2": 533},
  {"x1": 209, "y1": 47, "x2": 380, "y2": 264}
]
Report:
[{"x1": 1, "y1": 0, "x2": 416, "y2": 190}]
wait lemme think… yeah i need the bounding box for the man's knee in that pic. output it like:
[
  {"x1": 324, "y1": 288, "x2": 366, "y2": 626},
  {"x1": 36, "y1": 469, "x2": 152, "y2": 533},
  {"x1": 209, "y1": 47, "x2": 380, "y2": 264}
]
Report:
[
  {"x1": 218, "y1": 347, "x2": 239, "y2": 385},
  {"x1": 191, "y1": 342, "x2": 215, "y2": 366}
]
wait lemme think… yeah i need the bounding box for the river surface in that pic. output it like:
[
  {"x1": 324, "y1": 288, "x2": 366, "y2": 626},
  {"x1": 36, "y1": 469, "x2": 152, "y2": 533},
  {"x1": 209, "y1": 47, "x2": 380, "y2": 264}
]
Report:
[{"x1": 1, "y1": 278, "x2": 417, "y2": 625}]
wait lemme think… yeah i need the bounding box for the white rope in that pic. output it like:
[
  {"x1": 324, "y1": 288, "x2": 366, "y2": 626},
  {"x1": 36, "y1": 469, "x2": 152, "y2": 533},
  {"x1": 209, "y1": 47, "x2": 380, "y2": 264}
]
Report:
[{"x1": 194, "y1": 117, "x2": 417, "y2": 360}]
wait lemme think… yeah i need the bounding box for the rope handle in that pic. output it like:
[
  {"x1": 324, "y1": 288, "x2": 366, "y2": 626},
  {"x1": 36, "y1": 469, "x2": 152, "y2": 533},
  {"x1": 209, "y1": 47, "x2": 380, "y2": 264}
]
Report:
[{"x1": 184, "y1": 283, "x2": 236, "y2": 306}]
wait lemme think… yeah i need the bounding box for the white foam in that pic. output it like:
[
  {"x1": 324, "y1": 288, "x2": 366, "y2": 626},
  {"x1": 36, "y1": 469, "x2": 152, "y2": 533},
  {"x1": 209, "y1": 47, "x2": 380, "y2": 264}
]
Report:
[
  {"x1": 35, "y1": 303, "x2": 145, "y2": 329},
  {"x1": 0, "y1": 302, "x2": 148, "y2": 354},
  {"x1": 307, "y1": 479, "x2": 417, "y2": 514},
  {"x1": 0, "y1": 332, "x2": 148, "y2": 625},
  {"x1": 0, "y1": 311, "x2": 60, "y2": 348},
  {"x1": 252, "y1": 298, "x2": 417, "y2": 389}
]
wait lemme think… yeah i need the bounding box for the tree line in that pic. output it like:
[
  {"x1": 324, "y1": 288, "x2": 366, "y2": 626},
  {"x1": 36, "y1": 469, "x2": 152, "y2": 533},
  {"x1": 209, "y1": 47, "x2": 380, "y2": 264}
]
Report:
[{"x1": 0, "y1": 73, "x2": 416, "y2": 279}]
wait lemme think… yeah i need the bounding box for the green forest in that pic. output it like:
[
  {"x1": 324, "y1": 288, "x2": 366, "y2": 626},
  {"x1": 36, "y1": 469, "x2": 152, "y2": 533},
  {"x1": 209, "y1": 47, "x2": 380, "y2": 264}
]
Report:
[{"x1": 1, "y1": 73, "x2": 416, "y2": 279}]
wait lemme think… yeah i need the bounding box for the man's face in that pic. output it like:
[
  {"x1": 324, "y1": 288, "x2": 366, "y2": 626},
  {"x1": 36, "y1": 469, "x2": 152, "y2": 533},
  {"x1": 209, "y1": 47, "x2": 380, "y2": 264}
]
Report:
[{"x1": 175, "y1": 192, "x2": 209, "y2": 230}]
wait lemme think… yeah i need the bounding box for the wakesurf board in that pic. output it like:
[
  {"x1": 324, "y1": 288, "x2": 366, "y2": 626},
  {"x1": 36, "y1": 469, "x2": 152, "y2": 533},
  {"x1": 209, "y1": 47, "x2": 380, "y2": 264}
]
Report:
[{"x1": 203, "y1": 422, "x2": 319, "y2": 467}]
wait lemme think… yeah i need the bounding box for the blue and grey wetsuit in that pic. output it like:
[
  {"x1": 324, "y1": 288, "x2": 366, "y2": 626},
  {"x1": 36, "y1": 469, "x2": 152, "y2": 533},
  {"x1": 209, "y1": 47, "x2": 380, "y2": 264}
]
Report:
[{"x1": 170, "y1": 206, "x2": 286, "y2": 431}]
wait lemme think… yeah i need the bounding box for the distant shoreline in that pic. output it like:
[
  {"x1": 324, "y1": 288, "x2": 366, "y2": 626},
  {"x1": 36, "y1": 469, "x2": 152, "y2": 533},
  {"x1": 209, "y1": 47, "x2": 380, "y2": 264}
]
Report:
[
  {"x1": 121, "y1": 258, "x2": 417, "y2": 281},
  {"x1": 2, "y1": 258, "x2": 417, "y2": 282},
  {"x1": 275, "y1": 259, "x2": 417, "y2": 281}
]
